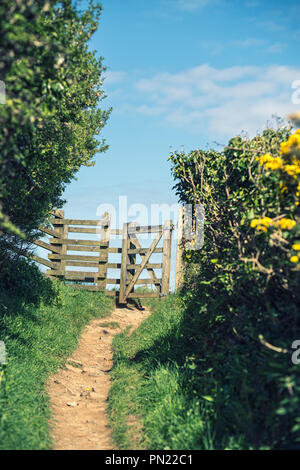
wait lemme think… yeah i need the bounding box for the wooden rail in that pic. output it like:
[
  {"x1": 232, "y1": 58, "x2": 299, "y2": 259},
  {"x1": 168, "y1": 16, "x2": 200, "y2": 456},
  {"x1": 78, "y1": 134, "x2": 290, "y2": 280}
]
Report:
[{"x1": 30, "y1": 210, "x2": 174, "y2": 303}]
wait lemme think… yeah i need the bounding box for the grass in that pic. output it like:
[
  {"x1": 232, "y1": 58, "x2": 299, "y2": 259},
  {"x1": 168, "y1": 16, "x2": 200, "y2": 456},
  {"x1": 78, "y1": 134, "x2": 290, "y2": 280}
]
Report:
[
  {"x1": 108, "y1": 295, "x2": 217, "y2": 450},
  {"x1": 0, "y1": 281, "x2": 114, "y2": 450}
]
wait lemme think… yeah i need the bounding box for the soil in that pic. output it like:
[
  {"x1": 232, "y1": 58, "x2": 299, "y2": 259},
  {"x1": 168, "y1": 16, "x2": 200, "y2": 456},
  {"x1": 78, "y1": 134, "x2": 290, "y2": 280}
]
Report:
[{"x1": 47, "y1": 303, "x2": 150, "y2": 450}]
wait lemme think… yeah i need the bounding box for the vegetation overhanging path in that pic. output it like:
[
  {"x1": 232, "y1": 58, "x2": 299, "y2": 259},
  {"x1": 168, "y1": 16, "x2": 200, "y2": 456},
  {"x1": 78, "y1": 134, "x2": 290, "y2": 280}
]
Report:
[{"x1": 47, "y1": 303, "x2": 150, "y2": 450}]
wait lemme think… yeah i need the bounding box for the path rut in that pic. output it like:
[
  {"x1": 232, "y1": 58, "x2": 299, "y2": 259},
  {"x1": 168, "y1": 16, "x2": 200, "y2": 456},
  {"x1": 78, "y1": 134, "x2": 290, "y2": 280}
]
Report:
[{"x1": 47, "y1": 304, "x2": 149, "y2": 450}]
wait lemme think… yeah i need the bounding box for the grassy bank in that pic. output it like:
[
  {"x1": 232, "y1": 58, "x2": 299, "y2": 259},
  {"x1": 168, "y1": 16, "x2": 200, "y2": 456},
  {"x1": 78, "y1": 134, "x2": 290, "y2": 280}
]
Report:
[
  {"x1": 108, "y1": 296, "x2": 218, "y2": 450},
  {"x1": 109, "y1": 294, "x2": 297, "y2": 450},
  {"x1": 0, "y1": 281, "x2": 113, "y2": 450}
]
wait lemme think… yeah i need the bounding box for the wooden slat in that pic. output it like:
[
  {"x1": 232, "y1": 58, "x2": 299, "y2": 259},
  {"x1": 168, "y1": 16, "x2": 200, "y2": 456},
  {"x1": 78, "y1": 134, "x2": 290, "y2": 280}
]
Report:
[
  {"x1": 127, "y1": 292, "x2": 160, "y2": 298},
  {"x1": 124, "y1": 231, "x2": 163, "y2": 299},
  {"x1": 127, "y1": 248, "x2": 163, "y2": 255},
  {"x1": 33, "y1": 239, "x2": 61, "y2": 254},
  {"x1": 31, "y1": 254, "x2": 55, "y2": 269},
  {"x1": 39, "y1": 226, "x2": 61, "y2": 238},
  {"x1": 108, "y1": 247, "x2": 122, "y2": 253},
  {"x1": 50, "y1": 219, "x2": 109, "y2": 227},
  {"x1": 64, "y1": 275, "x2": 98, "y2": 282},
  {"x1": 128, "y1": 225, "x2": 163, "y2": 234},
  {"x1": 65, "y1": 271, "x2": 105, "y2": 277},
  {"x1": 110, "y1": 229, "x2": 122, "y2": 235},
  {"x1": 133, "y1": 279, "x2": 161, "y2": 285},
  {"x1": 48, "y1": 253, "x2": 107, "y2": 262},
  {"x1": 106, "y1": 279, "x2": 120, "y2": 284},
  {"x1": 68, "y1": 227, "x2": 105, "y2": 234},
  {"x1": 64, "y1": 261, "x2": 105, "y2": 267},
  {"x1": 50, "y1": 238, "x2": 108, "y2": 247},
  {"x1": 126, "y1": 263, "x2": 162, "y2": 270},
  {"x1": 67, "y1": 245, "x2": 102, "y2": 252}
]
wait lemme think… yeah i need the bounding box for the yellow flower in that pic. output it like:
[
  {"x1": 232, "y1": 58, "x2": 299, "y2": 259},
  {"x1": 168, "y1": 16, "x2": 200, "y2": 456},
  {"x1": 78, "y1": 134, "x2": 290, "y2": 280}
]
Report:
[
  {"x1": 250, "y1": 217, "x2": 273, "y2": 230},
  {"x1": 280, "y1": 130, "x2": 300, "y2": 155},
  {"x1": 290, "y1": 256, "x2": 299, "y2": 263},
  {"x1": 256, "y1": 225, "x2": 267, "y2": 232},
  {"x1": 276, "y1": 218, "x2": 296, "y2": 230},
  {"x1": 292, "y1": 244, "x2": 300, "y2": 251},
  {"x1": 258, "y1": 154, "x2": 284, "y2": 170}
]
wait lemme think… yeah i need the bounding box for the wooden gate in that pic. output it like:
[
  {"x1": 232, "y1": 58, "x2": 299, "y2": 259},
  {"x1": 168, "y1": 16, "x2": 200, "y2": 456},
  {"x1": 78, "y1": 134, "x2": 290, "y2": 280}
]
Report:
[
  {"x1": 29, "y1": 211, "x2": 174, "y2": 303},
  {"x1": 119, "y1": 221, "x2": 173, "y2": 303}
]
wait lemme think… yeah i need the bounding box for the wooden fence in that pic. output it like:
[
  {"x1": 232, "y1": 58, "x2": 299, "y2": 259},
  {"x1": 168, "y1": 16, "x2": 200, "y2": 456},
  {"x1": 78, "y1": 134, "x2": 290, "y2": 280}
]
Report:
[{"x1": 31, "y1": 210, "x2": 176, "y2": 303}]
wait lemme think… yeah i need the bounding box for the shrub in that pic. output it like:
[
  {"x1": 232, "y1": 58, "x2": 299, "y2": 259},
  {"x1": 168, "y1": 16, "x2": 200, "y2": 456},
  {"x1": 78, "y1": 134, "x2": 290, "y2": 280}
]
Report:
[{"x1": 169, "y1": 124, "x2": 300, "y2": 448}]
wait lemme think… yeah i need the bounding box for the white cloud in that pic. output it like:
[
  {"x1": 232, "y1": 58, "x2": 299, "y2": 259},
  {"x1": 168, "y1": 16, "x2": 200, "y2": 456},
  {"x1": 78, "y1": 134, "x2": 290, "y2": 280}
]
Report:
[
  {"x1": 103, "y1": 71, "x2": 127, "y2": 85},
  {"x1": 174, "y1": 0, "x2": 211, "y2": 11},
  {"x1": 133, "y1": 64, "x2": 300, "y2": 139}
]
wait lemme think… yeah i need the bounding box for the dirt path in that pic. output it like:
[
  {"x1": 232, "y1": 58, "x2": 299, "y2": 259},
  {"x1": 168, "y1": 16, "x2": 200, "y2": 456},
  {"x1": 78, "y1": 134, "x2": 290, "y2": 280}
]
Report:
[{"x1": 47, "y1": 304, "x2": 150, "y2": 450}]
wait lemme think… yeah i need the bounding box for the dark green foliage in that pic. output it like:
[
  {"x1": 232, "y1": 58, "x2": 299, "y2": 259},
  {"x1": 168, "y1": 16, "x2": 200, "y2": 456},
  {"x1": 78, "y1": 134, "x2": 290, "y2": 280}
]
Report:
[
  {"x1": 0, "y1": 279, "x2": 113, "y2": 450},
  {"x1": 168, "y1": 127, "x2": 300, "y2": 449},
  {"x1": 0, "y1": 0, "x2": 110, "y2": 238}
]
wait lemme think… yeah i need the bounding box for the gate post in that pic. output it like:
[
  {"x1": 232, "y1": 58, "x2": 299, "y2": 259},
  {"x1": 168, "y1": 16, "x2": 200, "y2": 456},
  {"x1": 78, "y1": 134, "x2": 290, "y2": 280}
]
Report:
[
  {"x1": 97, "y1": 212, "x2": 111, "y2": 291},
  {"x1": 162, "y1": 220, "x2": 172, "y2": 296},
  {"x1": 119, "y1": 222, "x2": 129, "y2": 304},
  {"x1": 49, "y1": 210, "x2": 68, "y2": 279},
  {"x1": 175, "y1": 207, "x2": 184, "y2": 291}
]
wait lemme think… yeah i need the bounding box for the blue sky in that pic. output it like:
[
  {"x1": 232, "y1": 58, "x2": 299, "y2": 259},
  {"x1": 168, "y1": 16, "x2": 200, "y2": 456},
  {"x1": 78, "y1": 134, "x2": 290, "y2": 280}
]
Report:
[
  {"x1": 59, "y1": 0, "x2": 300, "y2": 286},
  {"x1": 64, "y1": 0, "x2": 300, "y2": 221}
]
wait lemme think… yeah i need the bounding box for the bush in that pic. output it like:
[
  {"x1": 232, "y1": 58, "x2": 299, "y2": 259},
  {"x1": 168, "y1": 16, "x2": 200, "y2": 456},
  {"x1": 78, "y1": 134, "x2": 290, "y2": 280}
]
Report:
[{"x1": 169, "y1": 124, "x2": 300, "y2": 448}]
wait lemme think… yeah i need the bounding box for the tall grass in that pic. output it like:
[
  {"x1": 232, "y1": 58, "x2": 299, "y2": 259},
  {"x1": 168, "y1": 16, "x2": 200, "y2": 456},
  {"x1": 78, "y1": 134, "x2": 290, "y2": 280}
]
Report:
[
  {"x1": 108, "y1": 296, "x2": 218, "y2": 450},
  {"x1": 0, "y1": 281, "x2": 113, "y2": 450}
]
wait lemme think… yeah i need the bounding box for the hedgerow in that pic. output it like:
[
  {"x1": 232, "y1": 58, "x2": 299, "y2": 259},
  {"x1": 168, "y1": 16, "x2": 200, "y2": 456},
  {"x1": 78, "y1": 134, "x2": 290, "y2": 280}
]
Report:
[{"x1": 169, "y1": 122, "x2": 300, "y2": 448}]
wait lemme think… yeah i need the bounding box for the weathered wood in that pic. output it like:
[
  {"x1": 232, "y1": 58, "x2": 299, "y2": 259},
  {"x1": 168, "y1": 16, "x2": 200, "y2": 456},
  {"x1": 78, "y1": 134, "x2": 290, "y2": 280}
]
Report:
[
  {"x1": 64, "y1": 261, "x2": 106, "y2": 267},
  {"x1": 68, "y1": 227, "x2": 106, "y2": 234},
  {"x1": 39, "y1": 226, "x2": 61, "y2": 238},
  {"x1": 126, "y1": 263, "x2": 162, "y2": 270},
  {"x1": 128, "y1": 233, "x2": 161, "y2": 291},
  {"x1": 162, "y1": 220, "x2": 172, "y2": 296},
  {"x1": 50, "y1": 238, "x2": 108, "y2": 247},
  {"x1": 64, "y1": 270, "x2": 105, "y2": 277},
  {"x1": 128, "y1": 225, "x2": 163, "y2": 234},
  {"x1": 48, "y1": 253, "x2": 107, "y2": 262},
  {"x1": 33, "y1": 239, "x2": 61, "y2": 254},
  {"x1": 49, "y1": 210, "x2": 68, "y2": 278},
  {"x1": 64, "y1": 275, "x2": 98, "y2": 282},
  {"x1": 127, "y1": 292, "x2": 160, "y2": 298},
  {"x1": 106, "y1": 279, "x2": 120, "y2": 284},
  {"x1": 119, "y1": 223, "x2": 129, "y2": 304},
  {"x1": 124, "y1": 231, "x2": 163, "y2": 299},
  {"x1": 31, "y1": 254, "x2": 55, "y2": 269},
  {"x1": 50, "y1": 219, "x2": 109, "y2": 227},
  {"x1": 133, "y1": 279, "x2": 161, "y2": 285},
  {"x1": 97, "y1": 212, "x2": 111, "y2": 291},
  {"x1": 67, "y1": 245, "x2": 102, "y2": 252},
  {"x1": 175, "y1": 206, "x2": 184, "y2": 291},
  {"x1": 127, "y1": 247, "x2": 163, "y2": 255}
]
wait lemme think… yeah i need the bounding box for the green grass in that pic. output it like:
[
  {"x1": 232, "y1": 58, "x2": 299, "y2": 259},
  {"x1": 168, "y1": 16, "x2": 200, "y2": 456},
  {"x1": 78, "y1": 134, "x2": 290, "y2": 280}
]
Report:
[
  {"x1": 0, "y1": 282, "x2": 114, "y2": 450},
  {"x1": 108, "y1": 296, "x2": 217, "y2": 450},
  {"x1": 98, "y1": 321, "x2": 120, "y2": 330}
]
